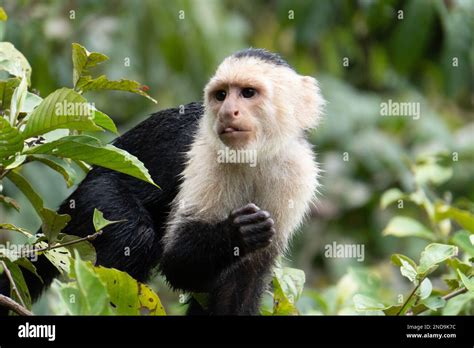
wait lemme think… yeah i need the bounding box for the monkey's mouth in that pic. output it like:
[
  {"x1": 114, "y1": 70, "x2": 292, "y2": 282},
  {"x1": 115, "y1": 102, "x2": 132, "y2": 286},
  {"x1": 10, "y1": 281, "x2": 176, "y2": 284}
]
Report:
[{"x1": 219, "y1": 126, "x2": 250, "y2": 135}]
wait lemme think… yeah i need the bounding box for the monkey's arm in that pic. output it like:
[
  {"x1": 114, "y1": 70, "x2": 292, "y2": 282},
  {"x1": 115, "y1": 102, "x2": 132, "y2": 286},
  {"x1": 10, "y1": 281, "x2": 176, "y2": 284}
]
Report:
[{"x1": 159, "y1": 203, "x2": 275, "y2": 292}]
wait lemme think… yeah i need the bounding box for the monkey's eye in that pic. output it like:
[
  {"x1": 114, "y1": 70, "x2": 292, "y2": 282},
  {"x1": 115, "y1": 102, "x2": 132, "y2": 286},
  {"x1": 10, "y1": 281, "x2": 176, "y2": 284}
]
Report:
[
  {"x1": 241, "y1": 87, "x2": 256, "y2": 98},
  {"x1": 215, "y1": 90, "x2": 227, "y2": 101}
]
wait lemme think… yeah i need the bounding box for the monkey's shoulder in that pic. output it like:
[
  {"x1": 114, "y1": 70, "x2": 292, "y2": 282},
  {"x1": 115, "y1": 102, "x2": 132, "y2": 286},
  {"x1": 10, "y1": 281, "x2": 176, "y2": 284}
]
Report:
[
  {"x1": 147, "y1": 101, "x2": 204, "y2": 130},
  {"x1": 113, "y1": 101, "x2": 204, "y2": 153}
]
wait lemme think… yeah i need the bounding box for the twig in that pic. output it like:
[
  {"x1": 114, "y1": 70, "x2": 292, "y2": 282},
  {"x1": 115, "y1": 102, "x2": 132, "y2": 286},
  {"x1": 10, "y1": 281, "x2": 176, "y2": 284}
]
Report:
[
  {"x1": 0, "y1": 260, "x2": 26, "y2": 308},
  {"x1": 0, "y1": 169, "x2": 8, "y2": 180},
  {"x1": 407, "y1": 287, "x2": 468, "y2": 316},
  {"x1": 27, "y1": 230, "x2": 103, "y2": 255},
  {"x1": 0, "y1": 294, "x2": 33, "y2": 316},
  {"x1": 397, "y1": 281, "x2": 422, "y2": 316},
  {"x1": 443, "y1": 287, "x2": 468, "y2": 301}
]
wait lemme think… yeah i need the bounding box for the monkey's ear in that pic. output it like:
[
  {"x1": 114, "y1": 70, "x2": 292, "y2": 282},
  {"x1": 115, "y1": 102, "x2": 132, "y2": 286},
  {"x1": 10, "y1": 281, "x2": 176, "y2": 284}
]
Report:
[{"x1": 297, "y1": 76, "x2": 325, "y2": 130}]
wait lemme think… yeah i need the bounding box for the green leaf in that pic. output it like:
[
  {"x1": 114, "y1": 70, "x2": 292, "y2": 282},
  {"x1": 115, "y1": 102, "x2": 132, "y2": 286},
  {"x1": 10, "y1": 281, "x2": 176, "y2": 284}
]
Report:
[
  {"x1": 92, "y1": 109, "x2": 118, "y2": 134},
  {"x1": 94, "y1": 266, "x2": 166, "y2": 315},
  {"x1": 15, "y1": 257, "x2": 43, "y2": 283},
  {"x1": 380, "y1": 188, "x2": 405, "y2": 209},
  {"x1": 0, "y1": 7, "x2": 8, "y2": 21},
  {"x1": 56, "y1": 282, "x2": 83, "y2": 315},
  {"x1": 435, "y1": 204, "x2": 474, "y2": 234},
  {"x1": 383, "y1": 216, "x2": 435, "y2": 240},
  {"x1": 0, "y1": 42, "x2": 32, "y2": 83},
  {"x1": 298, "y1": 289, "x2": 329, "y2": 315},
  {"x1": 3, "y1": 154, "x2": 26, "y2": 170},
  {"x1": 0, "y1": 78, "x2": 20, "y2": 109},
  {"x1": 22, "y1": 92, "x2": 42, "y2": 114},
  {"x1": 417, "y1": 278, "x2": 432, "y2": 300},
  {"x1": 76, "y1": 75, "x2": 157, "y2": 103},
  {"x1": 457, "y1": 270, "x2": 474, "y2": 292},
  {"x1": 414, "y1": 162, "x2": 453, "y2": 186},
  {"x1": 0, "y1": 194, "x2": 20, "y2": 211},
  {"x1": 421, "y1": 296, "x2": 446, "y2": 311},
  {"x1": 418, "y1": 243, "x2": 459, "y2": 276},
  {"x1": 408, "y1": 189, "x2": 435, "y2": 221},
  {"x1": 1, "y1": 259, "x2": 32, "y2": 310},
  {"x1": 9, "y1": 73, "x2": 27, "y2": 123},
  {"x1": 6, "y1": 170, "x2": 44, "y2": 218},
  {"x1": 7, "y1": 170, "x2": 70, "y2": 243},
  {"x1": 0, "y1": 117, "x2": 23, "y2": 162},
  {"x1": 451, "y1": 230, "x2": 474, "y2": 257},
  {"x1": 71, "y1": 43, "x2": 156, "y2": 103},
  {"x1": 391, "y1": 254, "x2": 418, "y2": 283},
  {"x1": 28, "y1": 155, "x2": 77, "y2": 188},
  {"x1": 71, "y1": 43, "x2": 108, "y2": 87},
  {"x1": 442, "y1": 292, "x2": 474, "y2": 315},
  {"x1": 0, "y1": 223, "x2": 34, "y2": 239},
  {"x1": 383, "y1": 304, "x2": 403, "y2": 316},
  {"x1": 273, "y1": 266, "x2": 306, "y2": 305},
  {"x1": 353, "y1": 294, "x2": 386, "y2": 314},
  {"x1": 57, "y1": 234, "x2": 96, "y2": 264},
  {"x1": 444, "y1": 277, "x2": 460, "y2": 290},
  {"x1": 41, "y1": 208, "x2": 71, "y2": 243},
  {"x1": 446, "y1": 257, "x2": 473, "y2": 276},
  {"x1": 72, "y1": 254, "x2": 112, "y2": 315},
  {"x1": 0, "y1": 242, "x2": 21, "y2": 262},
  {"x1": 272, "y1": 276, "x2": 299, "y2": 315},
  {"x1": 73, "y1": 159, "x2": 91, "y2": 174},
  {"x1": 56, "y1": 253, "x2": 113, "y2": 315},
  {"x1": 22, "y1": 88, "x2": 103, "y2": 139},
  {"x1": 25, "y1": 135, "x2": 158, "y2": 187},
  {"x1": 93, "y1": 208, "x2": 125, "y2": 232},
  {"x1": 391, "y1": 253, "x2": 417, "y2": 269},
  {"x1": 400, "y1": 260, "x2": 418, "y2": 283},
  {"x1": 37, "y1": 242, "x2": 71, "y2": 274}
]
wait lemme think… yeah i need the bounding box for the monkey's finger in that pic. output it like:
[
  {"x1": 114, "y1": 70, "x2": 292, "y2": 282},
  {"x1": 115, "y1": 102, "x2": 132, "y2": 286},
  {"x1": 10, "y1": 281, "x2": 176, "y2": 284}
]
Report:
[
  {"x1": 231, "y1": 203, "x2": 260, "y2": 217},
  {"x1": 240, "y1": 219, "x2": 275, "y2": 236},
  {"x1": 250, "y1": 233, "x2": 275, "y2": 249},
  {"x1": 249, "y1": 227, "x2": 276, "y2": 243},
  {"x1": 234, "y1": 210, "x2": 270, "y2": 225}
]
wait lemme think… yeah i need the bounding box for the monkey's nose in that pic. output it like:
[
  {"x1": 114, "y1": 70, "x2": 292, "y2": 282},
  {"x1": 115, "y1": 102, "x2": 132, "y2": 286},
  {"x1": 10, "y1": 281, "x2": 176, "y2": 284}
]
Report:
[{"x1": 233, "y1": 110, "x2": 239, "y2": 117}]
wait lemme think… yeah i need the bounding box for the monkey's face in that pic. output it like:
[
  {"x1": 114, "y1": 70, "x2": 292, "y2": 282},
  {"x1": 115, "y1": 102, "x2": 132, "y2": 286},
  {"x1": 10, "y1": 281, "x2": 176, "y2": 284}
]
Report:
[
  {"x1": 205, "y1": 84, "x2": 264, "y2": 149},
  {"x1": 204, "y1": 55, "x2": 325, "y2": 154}
]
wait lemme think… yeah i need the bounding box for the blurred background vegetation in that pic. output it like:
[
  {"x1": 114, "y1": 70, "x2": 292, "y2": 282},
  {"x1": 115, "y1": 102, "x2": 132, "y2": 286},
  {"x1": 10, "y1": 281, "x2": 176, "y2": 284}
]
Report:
[{"x1": 1, "y1": 0, "x2": 473, "y2": 314}]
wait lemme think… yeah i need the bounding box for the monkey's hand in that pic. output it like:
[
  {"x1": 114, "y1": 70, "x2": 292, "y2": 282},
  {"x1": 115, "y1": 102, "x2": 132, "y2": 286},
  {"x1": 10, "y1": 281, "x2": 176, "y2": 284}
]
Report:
[{"x1": 228, "y1": 203, "x2": 275, "y2": 254}]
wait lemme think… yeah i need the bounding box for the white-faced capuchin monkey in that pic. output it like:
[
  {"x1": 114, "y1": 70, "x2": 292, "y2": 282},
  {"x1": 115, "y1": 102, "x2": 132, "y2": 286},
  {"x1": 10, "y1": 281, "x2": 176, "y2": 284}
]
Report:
[{"x1": 0, "y1": 48, "x2": 325, "y2": 315}]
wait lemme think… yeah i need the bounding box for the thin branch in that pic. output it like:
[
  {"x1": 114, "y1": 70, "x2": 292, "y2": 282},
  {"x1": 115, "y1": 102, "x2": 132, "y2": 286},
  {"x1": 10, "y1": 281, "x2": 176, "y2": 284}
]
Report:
[
  {"x1": 26, "y1": 230, "x2": 103, "y2": 255},
  {"x1": 0, "y1": 260, "x2": 26, "y2": 308},
  {"x1": 0, "y1": 169, "x2": 8, "y2": 180},
  {"x1": 397, "y1": 280, "x2": 422, "y2": 316},
  {"x1": 443, "y1": 287, "x2": 468, "y2": 301},
  {"x1": 407, "y1": 287, "x2": 468, "y2": 316},
  {"x1": 0, "y1": 294, "x2": 32, "y2": 316}
]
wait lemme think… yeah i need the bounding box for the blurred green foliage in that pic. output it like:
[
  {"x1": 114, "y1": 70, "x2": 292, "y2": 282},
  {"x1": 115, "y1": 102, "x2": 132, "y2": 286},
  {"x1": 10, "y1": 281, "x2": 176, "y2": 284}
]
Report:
[{"x1": 1, "y1": 0, "x2": 473, "y2": 314}]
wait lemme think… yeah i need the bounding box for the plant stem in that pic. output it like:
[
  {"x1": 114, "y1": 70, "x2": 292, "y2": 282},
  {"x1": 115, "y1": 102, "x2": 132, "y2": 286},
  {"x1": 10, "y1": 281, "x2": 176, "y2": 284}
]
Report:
[
  {"x1": 0, "y1": 231, "x2": 103, "y2": 315},
  {"x1": 397, "y1": 280, "x2": 422, "y2": 315},
  {"x1": 0, "y1": 294, "x2": 32, "y2": 316},
  {"x1": 407, "y1": 287, "x2": 468, "y2": 316},
  {"x1": 443, "y1": 287, "x2": 467, "y2": 301},
  {"x1": 0, "y1": 260, "x2": 26, "y2": 308},
  {"x1": 0, "y1": 169, "x2": 9, "y2": 180},
  {"x1": 28, "y1": 230, "x2": 103, "y2": 254}
]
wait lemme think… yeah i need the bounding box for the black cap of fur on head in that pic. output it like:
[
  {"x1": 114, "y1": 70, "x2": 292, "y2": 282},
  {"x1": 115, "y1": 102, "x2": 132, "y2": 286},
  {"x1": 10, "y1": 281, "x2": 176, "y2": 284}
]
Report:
[{"x1": 232, "y1": 48, "x2": 292, "y2": 69}]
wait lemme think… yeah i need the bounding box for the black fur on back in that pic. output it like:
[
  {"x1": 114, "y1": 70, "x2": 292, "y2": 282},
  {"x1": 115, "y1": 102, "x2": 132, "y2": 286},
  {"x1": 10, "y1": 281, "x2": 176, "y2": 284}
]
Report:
[{"x1": 0, "y1": 102, "x2": 204, "y2": 313}]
